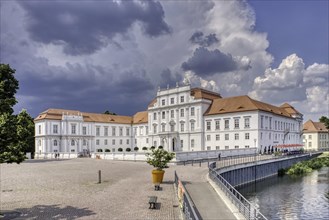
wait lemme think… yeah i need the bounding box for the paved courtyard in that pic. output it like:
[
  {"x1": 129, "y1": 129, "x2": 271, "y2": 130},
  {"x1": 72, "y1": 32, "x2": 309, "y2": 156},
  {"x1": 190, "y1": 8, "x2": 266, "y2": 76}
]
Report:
[{"x1": 1, "y1": 159, "x2": 188, "y2": 220}]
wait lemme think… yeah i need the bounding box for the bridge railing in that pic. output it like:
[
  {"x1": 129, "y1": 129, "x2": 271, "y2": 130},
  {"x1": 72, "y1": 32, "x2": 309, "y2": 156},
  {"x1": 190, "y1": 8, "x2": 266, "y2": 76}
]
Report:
[
  {"x1": 209, "y1": 162, "x2": 268, "y2": 220},
  {"x1": 174, "y1": 171, "x2": 201, "y2": 220}
]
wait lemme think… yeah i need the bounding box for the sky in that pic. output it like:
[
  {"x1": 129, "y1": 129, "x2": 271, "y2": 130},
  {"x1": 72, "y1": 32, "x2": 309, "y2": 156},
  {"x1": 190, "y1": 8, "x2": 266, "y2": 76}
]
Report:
[{"x1": 1, "y1": 0, "x2": 328, "y2": 121}]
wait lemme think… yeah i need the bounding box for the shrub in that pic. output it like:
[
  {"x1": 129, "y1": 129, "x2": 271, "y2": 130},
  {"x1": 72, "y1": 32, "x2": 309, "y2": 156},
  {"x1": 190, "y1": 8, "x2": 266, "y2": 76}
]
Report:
[
  {"x1": 134, "y1": 147, "x2": 139, "y2": 151},
  {"x1": 97, "y1": 149, "x2": 103, "y2": 152},
  {"x1": 150, "y1": 146, "x2": 155, "y2": 150},
  {"x1": 105, "y1": 149, "x2": 111, "y2": 152},
  {"x1": 118, "y1": 148, "x2": 123, "y2": 152},
  {"x1": 142, "y1": 147, "x2": 148, "y2": 151},
  {"x1": 126, "y1": 148, "x2": 131, "y2": 152},
  {"x1": 158, "y1": 146, "x2": 163, "y2": 149},
  {"x1": 146, "y1": 149, "x2": 175, "y2": 170}
]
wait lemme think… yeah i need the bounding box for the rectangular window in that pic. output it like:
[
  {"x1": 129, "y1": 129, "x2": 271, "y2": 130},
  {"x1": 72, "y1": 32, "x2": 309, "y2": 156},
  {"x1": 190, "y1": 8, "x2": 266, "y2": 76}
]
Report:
[
  {"x1": 180, "y1": 96, "x2": 184, "y2": 103},
  {"x1": 154, "y1": 141, "x2": 157, "y2": 147},
  {"x1": 235, "y1": 133, "x2": 239, "y2": 140},
  {"x1": 180, "y1": 123, "x2": 184, "y2": 132},
  {"x1": 308, "y1": 142, "x2": 312, "y2": 147},
  {"x1": 153, "y1": 112, "x2": 157, "y2": 120},
  {"x1": 126, "y1": 128, "x2": 130, "y2": 136},
  {"x1": 139, "y1": 126, "x2": 143, "y2": 135},
  {"x1": 162, "y1": 99, "x2": 165, "y2": 106},
  {"x1": 104, "y1": 127, "x2": 108, "y2": 136},
  {"x1": 207, "y1": 146, "x2": 211, "y2": 150},
  {"x1": 83, "y1": 126, "x2": 87, "y2": 135},
  {"x1": 207, "y1": 135, "x2": 211, "y2": 141},
  {"x1": 190, "y1": 107, "x2": 195, "y2": 116},
  {"x1": 71, "y1": 124, "x2": 76, "y2": 134},
  {"x1": 170, "y1": 124, "x2": 174, "y2": 132},
  {"x1": 96, "y1": 140, "x2": 99, "y2": 145},
  {"x1": 224, "y1": 119, "x2": 229, "y2": 129},
  {"x1": 261, "y1": 132, "x2": 263, "y2": 140},
  {"x1": 225, "y1": 134, "x2": 229, "y2": 140},
  {"x1": 162, "y1": 111, "x2": 165, "y2": 119},
  {"x1": 180, "y1": 140, "x2": 183, "y2": 148},
  {"x1": 170, "y1": 97, "x2": 174, "y2": 104},
  {"x1": 180, "y1": 109, "x2": 184, "y2": 117},
  {"x1": 38, "y1": 125, "x2": 41, "y2": 134},
  {"x1": 245, "y1": 145, "x2": 250, "y2": 148},
  {"x1": 261, "y1": 116, "x2": 264, "y2": 129},
  {"x1": 105, "y1": 139, "x2": 108, "y2": 145},
  {"x1": 309, "y1": 135, "x2": 312, "y2": 139},
  {"x1": 225, "y1": 146, "x2": 229, "y2": 150},
  {"x1": 112, "y1": 139, "x2": 115, "y2": 145},
  {"x1": 191, "y1": 139, "x2": 195, "y2": 148},
  {"x1": 190, "y1": 122, "x2": 195, "y2": 131},
  {"x1": 234, "y1": 118, "x2": 239, "y2": 129},
  {"x1": 126, "y1": 139, "x2": 129, "y2": 144},
  {"x1": 245, "y1": 133, "x2": 250, "y2": 140},
  {"x1": 53, "y1": 125, "x2": 58, "y2": 134},
  {"x1": 216, "y1": 146, "x2": 220, "y2": 150},
  {"x1": 146, "y1": 138, "x2": 149, "y2": 144},
  {"x1": 215, "y1": 120, "x2": 220, "y2": 130},
  {"x1": 162, "y1": 124, "x2": 166, "y2": 132},
  {"x1": 216, "y1": 134, "x2": 220, "y2": 141},
  {"x1": 96, "y1": 127, "x2": 100, "y2": 136},
  {"x1": 83, "y1": 140, "x2": 86, "y2": 146},
  {"x1": 235, "y1": 145, "x2": 239, "y2": 149},
  {"x1": 206, "y1": 121, "x2": 211, "y2": 131},
  {"x1": 112, "y1": 127, "x2": 116, "y2": 136},
  {"x1": 269, "y1": 117, "x2": 272, "y2": 129},
  {"x1": 244, "y1": 118, "x2": 250, "y2": 128},
  {"x1": 153, "y1": 125, "x2": 157, "y2": 134},
  {"x1": 171, "y1": 110, "x2": 174, "y2": 118},
  {"x1": 146, "y1": 126, "x2": 148, "y2": 135},
  {"x1": 120, "y1": 139, "x2": 123, "y2": 145},
  {"x1": 119, "y1": 128, "x2": 123, "y2": 136}
]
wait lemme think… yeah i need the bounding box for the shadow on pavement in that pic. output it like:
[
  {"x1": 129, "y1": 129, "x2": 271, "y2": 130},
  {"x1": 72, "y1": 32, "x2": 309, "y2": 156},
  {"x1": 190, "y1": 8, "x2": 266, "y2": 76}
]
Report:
[{"x1": 2, "y1": 204, "x2": 96, "y2": 220}]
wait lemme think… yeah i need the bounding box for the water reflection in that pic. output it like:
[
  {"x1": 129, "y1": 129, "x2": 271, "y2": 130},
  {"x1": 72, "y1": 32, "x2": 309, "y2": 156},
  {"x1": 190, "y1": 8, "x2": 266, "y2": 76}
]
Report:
[{"x1": 237, "y1": 167, "x2": 329, "y2": 220}]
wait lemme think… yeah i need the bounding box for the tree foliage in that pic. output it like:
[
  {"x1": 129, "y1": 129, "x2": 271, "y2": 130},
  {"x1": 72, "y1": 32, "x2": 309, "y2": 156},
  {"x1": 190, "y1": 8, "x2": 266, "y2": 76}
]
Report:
[
  {"x1": 104, "y1": 110, "x2": 117, "y2": 115},
  {"x1": 146, "y1": 149, "x2": 175, "y2": 170},
  {"x1": 0, "y1": 64, "x2": 33, "y2": 164},
  {"x1": 319, "y1": 116, "x2": 329, "y2": 129}
]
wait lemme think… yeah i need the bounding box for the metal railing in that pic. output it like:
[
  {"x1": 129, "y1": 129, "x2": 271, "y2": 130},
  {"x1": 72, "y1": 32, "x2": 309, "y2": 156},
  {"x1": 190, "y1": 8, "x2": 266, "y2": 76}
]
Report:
[
  {"x1": 209, "y1": 162, "x2": 268, "y2": 220},
  {"x1": 174, "y1": 171, "x2": 201, "y2": 220}
]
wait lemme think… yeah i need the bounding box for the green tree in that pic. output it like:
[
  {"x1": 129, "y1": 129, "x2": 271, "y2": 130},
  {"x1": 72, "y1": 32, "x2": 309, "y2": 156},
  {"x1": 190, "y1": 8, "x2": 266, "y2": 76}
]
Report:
[
  {"x1": 0, "y1": 64, "x2": 26, "y2": 163},
  {"x1": 319, "y1": 116, "x2": 329, "y2": 129},
  {"x1": 16, "y1": 109, "x2": 35, "y2": 154},
  {"x1": 0, "y1": 64, "x2": 19, "y2": 114}
]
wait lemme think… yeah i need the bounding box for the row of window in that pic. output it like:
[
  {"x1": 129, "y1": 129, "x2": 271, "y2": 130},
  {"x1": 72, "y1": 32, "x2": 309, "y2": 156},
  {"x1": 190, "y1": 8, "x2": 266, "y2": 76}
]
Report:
[
  {"x1": 261, "y1": 116, "x2": 298, "y2": 131},
  {"x1": 206, "y1": 117, "x2": 250, "y2": 131},
  {"x1": 206, "y1": 133, "x2": 250, "y2": 141},
  {"x1": 153, "y1": 107, "x2": 195, "y2": 120},
  {"x1": 161, "y1": 95, "x2": 186, "y2": 106},
  {"x1": 153, "y1": 121, "x2": 196, "y2": 133},
  {"x1": 205, "y1": 145, "x2": 250, "y2": 150}
]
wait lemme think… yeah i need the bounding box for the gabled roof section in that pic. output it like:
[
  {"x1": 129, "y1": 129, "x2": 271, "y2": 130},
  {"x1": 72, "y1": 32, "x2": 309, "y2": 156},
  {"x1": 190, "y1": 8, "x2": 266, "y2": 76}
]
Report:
[
  {"x1": 35, "y1": 108, "x2": 133, "y2": 124},
  {"x1": 133, "y1": 111, "x2": 148, "y2": 124},
  {"x1": 303, "y1": 120, "x2": 328, "y2": 133},
  {"x1": 280, "y1": 103, "x2": 302, "y2": 115},
  {"x1": 205, "y1": 96, "x2": 295, "y2": 118},
  {"x1": 191, "y1": 88, "x2": 222, "y2": 100},
  {"x1": 148, "y1": 98, "x2": 157, "y2": 108}
]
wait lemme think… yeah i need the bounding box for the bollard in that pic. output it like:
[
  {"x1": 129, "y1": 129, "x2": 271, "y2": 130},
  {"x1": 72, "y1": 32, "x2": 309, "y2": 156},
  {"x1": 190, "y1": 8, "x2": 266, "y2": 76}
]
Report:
[
  {"x1": 98, "y1": 170, "x2": 101, "y2": 184},
  {"x1": 199, "y1": 160, "x2": 201, "y2": 167}
]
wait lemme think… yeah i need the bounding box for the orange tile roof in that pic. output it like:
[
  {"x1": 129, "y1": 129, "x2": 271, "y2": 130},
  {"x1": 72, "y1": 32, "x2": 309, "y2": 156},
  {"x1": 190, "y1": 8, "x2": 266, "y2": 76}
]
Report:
[
  {"x1": 191, "y1": 88, "x2": 222, "y2": 100},
  {"x1": 205, "y1": 95, "x2": 297, "y2": 118},
  {"x1": 133, "y1": 111, "x2": 148, "y2": 124},
  {"x1": 303, "y1": 120, "x2": 328, "y2": 133},
  {"x1": 280, "y1": 103, "x2": 302, "y2": 115},
  {"x1": 35, "y1": 109, "x2": 132, "y2": 124},
  {"x1": 148, "y1": 98, "x2": 157, "y2": 108}
]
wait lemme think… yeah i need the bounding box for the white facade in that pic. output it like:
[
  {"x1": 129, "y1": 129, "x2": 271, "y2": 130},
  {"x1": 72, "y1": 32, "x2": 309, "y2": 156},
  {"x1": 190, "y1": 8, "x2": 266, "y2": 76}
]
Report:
[
  {"x1": 35, "y1": 85, "x2": 303, "y2": 157},
  {"x1": 302, "y1": 120, "x2": 329, "y2": 151}
]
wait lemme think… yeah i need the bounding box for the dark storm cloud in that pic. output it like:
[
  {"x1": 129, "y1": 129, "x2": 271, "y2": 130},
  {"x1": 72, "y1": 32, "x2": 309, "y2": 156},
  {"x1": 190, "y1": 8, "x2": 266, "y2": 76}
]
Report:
[
  {"x1": 19, "y1": 0, "x2": 171, "y2": 55},
  {"x1": 17, "y1": 65, "x2": 155, "y2": 117},
  {"x1": 189, "y1": 31, "x2": 219, "y2": 47},
  {"x1": 159, "y1": 68, "x2": 183, "y2": 88},
  {"x1": 181, "y1": 47, "x2": 238, "y2": 76}
]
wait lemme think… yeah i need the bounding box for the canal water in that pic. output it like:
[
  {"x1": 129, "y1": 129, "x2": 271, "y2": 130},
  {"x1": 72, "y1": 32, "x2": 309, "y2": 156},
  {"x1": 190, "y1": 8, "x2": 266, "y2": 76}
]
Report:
[{"x1": 237, "y1": 167, "x2": 329, "y2": 220}]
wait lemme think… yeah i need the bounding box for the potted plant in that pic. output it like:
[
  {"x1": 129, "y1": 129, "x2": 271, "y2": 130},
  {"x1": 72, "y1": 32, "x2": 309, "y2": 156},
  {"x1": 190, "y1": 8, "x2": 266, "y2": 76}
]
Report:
[{"x1": 146, "y1": 149, "x2": 175, "y2": 183}]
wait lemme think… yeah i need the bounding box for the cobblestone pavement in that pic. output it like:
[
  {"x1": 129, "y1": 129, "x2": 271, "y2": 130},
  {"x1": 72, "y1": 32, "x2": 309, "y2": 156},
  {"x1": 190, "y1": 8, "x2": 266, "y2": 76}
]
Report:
[{"x1": 1, "y1": 159, "x2": 185, "y2": 220}]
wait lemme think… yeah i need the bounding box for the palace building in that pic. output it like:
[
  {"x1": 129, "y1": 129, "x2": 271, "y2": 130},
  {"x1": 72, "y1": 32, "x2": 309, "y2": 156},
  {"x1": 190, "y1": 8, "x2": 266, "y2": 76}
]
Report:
[
  {"x1": 34, "y1": 84, "x2": 304, "y2": 157},
  {"x1": 303, "y1": 120, "x2": 329, "y2": 151}
]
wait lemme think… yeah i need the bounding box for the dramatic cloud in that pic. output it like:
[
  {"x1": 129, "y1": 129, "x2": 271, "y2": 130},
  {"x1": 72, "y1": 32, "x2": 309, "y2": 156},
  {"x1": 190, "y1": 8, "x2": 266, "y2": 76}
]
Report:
[
  {"x1": 189, "y1": 31, "x2": 219, "y2": 47},
  {"x1": 181, "y1": 47, "x2": 251, "y2": 76},
  {"x1": 19, "y1": 0, "x2": 171, "y2": 55},
  {"x1": 249, "y1": 54, "x2": 329, "y2": 118},
  {"x1": 159, "y1": 68, "x2": 183, "y2": 88}
]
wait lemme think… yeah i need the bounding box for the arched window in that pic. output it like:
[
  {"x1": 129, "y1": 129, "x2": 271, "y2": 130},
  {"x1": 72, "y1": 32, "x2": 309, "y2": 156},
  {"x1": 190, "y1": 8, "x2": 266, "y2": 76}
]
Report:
[
  {"x1": 71, "y1": 140, "x2": 75, "y2": 146},
  {"x1": 54, "y1": 140, "x2": 58, "y2": 146}
]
